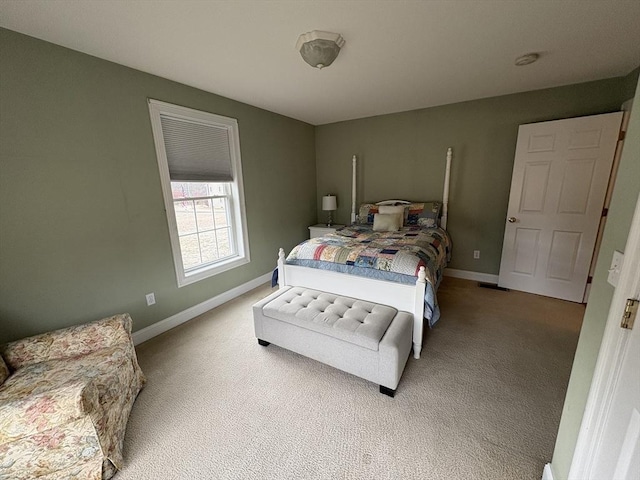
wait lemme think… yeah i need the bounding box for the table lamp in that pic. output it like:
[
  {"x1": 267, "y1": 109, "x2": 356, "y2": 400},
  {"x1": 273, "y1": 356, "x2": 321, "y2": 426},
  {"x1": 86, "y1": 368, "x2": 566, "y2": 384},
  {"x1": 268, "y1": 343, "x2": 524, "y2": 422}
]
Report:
[{"x1": 322, "y1": 195, "x2": 337, "y2": 227}]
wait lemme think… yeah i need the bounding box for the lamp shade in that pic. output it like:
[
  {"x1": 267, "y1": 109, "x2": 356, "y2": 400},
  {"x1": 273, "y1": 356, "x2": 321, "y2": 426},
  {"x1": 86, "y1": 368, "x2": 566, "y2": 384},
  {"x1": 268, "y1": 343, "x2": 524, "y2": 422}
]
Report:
[{"x1": 322, "y1": 195, "x2": 337, "y2": 211}]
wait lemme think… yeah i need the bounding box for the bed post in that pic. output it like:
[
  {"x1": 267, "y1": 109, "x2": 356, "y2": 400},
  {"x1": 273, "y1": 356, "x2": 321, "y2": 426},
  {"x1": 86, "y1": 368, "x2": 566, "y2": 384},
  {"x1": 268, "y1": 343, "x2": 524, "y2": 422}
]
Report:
[
  {"x1": 351, "y1": 155, "x2": 357, "y2": 224},
  {"x1": 441, "y1": 147, "x2": 452, "y2": 230},
  {"x1": 413, "y1": 266, "x2": 427, "y2": 359},
  {"x1": 277, "y1": 248, "x2": 286, "y2": 290}
]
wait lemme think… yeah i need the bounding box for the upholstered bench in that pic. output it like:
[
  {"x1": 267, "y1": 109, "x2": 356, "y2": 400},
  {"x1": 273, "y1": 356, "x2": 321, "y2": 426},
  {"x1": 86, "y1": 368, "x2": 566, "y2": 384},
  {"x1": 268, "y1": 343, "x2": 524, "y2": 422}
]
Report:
[{"x1": 252, "y1": 286, "x2": 413, "y2": 397}]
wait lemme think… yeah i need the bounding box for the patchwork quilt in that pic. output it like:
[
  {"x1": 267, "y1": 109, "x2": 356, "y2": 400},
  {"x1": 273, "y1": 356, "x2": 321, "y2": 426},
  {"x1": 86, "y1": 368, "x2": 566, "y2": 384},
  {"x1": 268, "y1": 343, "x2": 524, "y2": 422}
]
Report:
[{"x1": 286, "y1": 225, "x2": 451, "y2": 288}]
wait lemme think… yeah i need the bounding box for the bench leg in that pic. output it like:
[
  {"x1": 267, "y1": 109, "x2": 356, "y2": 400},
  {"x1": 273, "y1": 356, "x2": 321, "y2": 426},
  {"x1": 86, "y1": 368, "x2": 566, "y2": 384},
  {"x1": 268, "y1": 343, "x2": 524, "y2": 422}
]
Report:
[
  {"x1": 379, "y1": 385, "x2": 396, "y2": 397},
  {"x1": 258, "y1": 339, "x2": 270, "y2": 347}
]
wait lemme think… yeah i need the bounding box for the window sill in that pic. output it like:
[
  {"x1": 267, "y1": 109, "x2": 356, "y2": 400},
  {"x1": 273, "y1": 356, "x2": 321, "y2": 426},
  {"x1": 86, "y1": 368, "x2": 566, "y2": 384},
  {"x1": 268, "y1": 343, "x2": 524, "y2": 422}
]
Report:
[{"x1": 177, "y1": 254, "x2": 250, "y2": 287}]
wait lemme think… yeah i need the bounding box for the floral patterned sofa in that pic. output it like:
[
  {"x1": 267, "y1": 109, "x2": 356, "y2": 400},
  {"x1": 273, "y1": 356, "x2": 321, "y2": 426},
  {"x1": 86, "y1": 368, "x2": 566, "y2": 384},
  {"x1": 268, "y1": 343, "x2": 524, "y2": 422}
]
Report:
[{"x1": 0, "y1": 314, "x2": 146, "y2": 480}]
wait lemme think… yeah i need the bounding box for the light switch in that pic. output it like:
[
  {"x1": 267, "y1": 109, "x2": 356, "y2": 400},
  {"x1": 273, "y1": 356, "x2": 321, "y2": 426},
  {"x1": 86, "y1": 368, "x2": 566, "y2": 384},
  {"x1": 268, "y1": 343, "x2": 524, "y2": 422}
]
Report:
[{"x1": 607, "y1": 250, "x2": 624, "y2": 287}]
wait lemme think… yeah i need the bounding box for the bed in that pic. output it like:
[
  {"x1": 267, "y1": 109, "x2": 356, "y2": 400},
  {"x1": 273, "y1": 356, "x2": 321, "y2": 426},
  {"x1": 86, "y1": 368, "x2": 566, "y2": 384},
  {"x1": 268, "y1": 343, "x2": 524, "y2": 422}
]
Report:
[{"x1": 278, "y1": 148, "x2": 453, "y2": 359}]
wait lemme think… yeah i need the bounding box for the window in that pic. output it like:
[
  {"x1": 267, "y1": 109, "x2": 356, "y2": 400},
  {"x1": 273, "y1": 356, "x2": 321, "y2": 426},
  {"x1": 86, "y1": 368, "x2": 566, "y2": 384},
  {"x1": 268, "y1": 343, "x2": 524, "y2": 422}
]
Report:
[
  {"x1": 148, "y1": 100, "x2": 249, "y2": 287},
  {"x1": 171, "y1": 182, "x2": 234, "y2": 270}
]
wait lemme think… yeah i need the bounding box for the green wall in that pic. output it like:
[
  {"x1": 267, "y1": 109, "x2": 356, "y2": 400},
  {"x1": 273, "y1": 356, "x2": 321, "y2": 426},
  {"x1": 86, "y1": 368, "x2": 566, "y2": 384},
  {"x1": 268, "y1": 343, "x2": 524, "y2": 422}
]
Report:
[
  {"x1": 550, "y1": 73, "x2": 640, "y2": 479},
  {"x1": 0, "y1": 28, "x2": 316, "y2": 344},
  {"x1": 315, "y1": 76, "x2": 634, "y2": 274},
  {"x1": 1, "y1": 25, "x2": 638, "y2": 476}
]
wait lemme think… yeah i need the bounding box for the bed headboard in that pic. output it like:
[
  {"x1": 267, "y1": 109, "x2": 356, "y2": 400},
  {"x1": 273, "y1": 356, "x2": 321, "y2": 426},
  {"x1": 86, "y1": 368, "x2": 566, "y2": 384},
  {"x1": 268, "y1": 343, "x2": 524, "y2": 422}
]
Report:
[{"x1": 350, "y1": 147, "x2": 453, "y2": 229}]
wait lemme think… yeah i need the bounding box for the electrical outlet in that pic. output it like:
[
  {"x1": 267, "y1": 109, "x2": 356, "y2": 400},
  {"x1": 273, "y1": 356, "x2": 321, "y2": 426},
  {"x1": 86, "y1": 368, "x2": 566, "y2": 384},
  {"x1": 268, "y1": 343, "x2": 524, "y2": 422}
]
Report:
[
  {"x1": 473, "y1": 250, "x2": 480, "y2": 259},
  {"x1": 145, "y1": 293, "x2": 156, "y2": 306}
]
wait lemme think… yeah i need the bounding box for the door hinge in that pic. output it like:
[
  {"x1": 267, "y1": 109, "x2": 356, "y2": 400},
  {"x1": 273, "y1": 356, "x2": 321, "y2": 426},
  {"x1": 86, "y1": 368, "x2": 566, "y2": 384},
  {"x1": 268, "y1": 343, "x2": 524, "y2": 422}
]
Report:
[
  {"x1": 618, "y1": 130, "x2": 626, "y2": 141},
  {"x1": 602, "y1": 208, "x2": 609, "y2": 217},
  {"x1": 587, "y1": 276, "x2": 593, "y2": 284},
  {"x1": 621, "y1": 298, "x2": 638, "y2": 330}
]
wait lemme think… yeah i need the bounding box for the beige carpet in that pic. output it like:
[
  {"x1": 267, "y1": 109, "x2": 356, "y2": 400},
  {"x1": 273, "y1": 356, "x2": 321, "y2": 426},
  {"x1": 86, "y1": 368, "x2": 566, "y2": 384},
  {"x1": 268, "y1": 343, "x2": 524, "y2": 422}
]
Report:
[{"x1": 117, "y1": 277, "x2": 583, "y2": 480}]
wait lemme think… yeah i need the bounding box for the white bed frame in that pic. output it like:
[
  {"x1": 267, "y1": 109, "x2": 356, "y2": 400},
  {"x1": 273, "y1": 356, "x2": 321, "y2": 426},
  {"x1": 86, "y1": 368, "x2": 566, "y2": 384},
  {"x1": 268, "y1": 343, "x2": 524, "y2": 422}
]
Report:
[{"x1": 278, "y1": 147, "x2": 453, "y2": 360}]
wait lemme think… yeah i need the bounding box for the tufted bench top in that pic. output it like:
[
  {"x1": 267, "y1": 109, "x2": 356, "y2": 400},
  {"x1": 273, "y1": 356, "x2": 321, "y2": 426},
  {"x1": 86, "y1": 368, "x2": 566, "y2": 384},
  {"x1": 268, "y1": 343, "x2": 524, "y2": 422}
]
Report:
[{"x1": 261, "y1": 287, "x2": 397, "y2": 351}]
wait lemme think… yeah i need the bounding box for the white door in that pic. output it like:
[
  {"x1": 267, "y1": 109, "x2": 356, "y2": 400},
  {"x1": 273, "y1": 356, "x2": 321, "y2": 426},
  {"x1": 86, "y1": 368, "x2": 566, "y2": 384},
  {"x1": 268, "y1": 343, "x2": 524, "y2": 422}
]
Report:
[
  {"x1": 498, "y1": 112, "x2": 623, "y2": 302},
  {"x1": 569, "y1": 193, "x2": 640, "y2": 480}
]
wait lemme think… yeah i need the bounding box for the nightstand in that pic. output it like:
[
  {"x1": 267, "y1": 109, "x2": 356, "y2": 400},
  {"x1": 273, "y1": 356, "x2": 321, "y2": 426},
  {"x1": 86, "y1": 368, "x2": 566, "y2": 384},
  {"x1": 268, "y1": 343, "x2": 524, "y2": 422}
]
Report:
[{"x1": 308, "y1": 224, "x2": 345, "y2": 239}]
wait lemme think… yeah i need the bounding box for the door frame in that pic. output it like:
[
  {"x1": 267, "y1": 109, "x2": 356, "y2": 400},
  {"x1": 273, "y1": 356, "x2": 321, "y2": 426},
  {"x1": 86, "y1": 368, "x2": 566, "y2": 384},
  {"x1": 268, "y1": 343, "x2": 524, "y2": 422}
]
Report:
[
  {"x1": 583, "y1": 99, "x2": 634, "y2": 302},
  {"x1": 567, "y1": 191, "x2": 640, "y2": 478}
]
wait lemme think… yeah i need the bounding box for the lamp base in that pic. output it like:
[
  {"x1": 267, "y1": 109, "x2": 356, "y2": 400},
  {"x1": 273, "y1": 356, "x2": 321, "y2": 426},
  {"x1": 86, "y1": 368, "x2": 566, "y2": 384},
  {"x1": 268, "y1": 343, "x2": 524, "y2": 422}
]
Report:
[{"x1": 326, "y1": 211, "x2": 334, "y2": 227}]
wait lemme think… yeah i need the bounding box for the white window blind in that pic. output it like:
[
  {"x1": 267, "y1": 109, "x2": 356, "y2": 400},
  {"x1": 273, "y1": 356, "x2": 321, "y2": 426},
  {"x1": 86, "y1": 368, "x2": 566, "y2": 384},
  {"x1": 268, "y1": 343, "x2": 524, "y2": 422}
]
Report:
[{"x1": 160, "y1": 115, "x2": 234, "y2": 182}]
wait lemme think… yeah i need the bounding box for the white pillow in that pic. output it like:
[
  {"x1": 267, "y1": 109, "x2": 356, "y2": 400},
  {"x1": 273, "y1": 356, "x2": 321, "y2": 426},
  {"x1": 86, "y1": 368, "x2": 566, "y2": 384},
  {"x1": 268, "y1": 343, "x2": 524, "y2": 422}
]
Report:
[
  {"x1": 379, "y1": 205, "x2": 407, "y2": 226},
  {"x1": 373, "y1": 213, "x2": 402, "y2": 232}
]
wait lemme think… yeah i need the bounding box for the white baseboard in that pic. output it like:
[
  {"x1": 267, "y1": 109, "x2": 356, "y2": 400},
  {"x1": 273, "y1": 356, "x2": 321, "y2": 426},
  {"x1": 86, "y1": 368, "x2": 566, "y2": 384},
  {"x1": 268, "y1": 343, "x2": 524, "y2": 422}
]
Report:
[
  {"x1": 444, "y1": 268, "x2": 499, "y2": 284},
  {"x1": 132, "y1": 272, "x2": 272, "y2": 345},
  {"x1": 542, "y1": 463, "x2": 555, "y2": 480},
  {"x1": 133, "y1": 269, "x2": 495, "y2": 345}
]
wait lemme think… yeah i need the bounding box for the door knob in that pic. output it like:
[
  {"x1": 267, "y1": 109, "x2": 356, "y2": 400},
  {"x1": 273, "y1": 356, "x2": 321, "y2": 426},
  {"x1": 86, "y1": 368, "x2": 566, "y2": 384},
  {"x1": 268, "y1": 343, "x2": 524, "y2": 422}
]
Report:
[{"x1": 508, "y1": 217, "x2": 517, "y2": 223}]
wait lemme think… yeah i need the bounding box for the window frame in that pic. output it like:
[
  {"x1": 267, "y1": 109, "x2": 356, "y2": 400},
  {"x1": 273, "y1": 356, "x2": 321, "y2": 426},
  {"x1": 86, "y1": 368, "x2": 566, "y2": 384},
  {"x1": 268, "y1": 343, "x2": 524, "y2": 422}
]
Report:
[{"x1": 148, "y1": 99, "x2": 250, "y2": 287}]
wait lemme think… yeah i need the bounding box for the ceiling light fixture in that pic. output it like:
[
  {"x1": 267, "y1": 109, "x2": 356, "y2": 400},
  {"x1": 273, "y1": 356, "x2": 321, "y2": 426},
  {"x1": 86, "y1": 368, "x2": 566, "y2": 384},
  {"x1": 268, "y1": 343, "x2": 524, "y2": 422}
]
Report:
[
  {"x1": 515, "y1": 53, "x2": 540, "y2": 66},
  {"x1": 296, "y1": 30, "x2": 345, "y2": 69}
]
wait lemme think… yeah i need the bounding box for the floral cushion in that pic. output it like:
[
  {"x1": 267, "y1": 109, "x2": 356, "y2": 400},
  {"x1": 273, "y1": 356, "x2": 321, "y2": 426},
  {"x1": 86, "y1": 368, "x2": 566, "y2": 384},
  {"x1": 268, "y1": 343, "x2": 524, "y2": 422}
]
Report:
[
  {"x1": 0, "y1": 355, "x2": 9, "y2": 385},
  {"x1": 0, "y1": 314, "x2": 145, "y2": 480},
  {"x1": 2, "y1": 314, "x2": 134, "y2": 371}
]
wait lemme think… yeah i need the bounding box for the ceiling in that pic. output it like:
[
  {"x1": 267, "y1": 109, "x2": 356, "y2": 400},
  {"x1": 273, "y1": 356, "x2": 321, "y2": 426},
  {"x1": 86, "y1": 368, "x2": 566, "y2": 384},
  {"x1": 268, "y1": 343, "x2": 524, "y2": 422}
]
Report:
[{"x1": 1, "y1": 1, "x2": 639, "y2": 125}]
